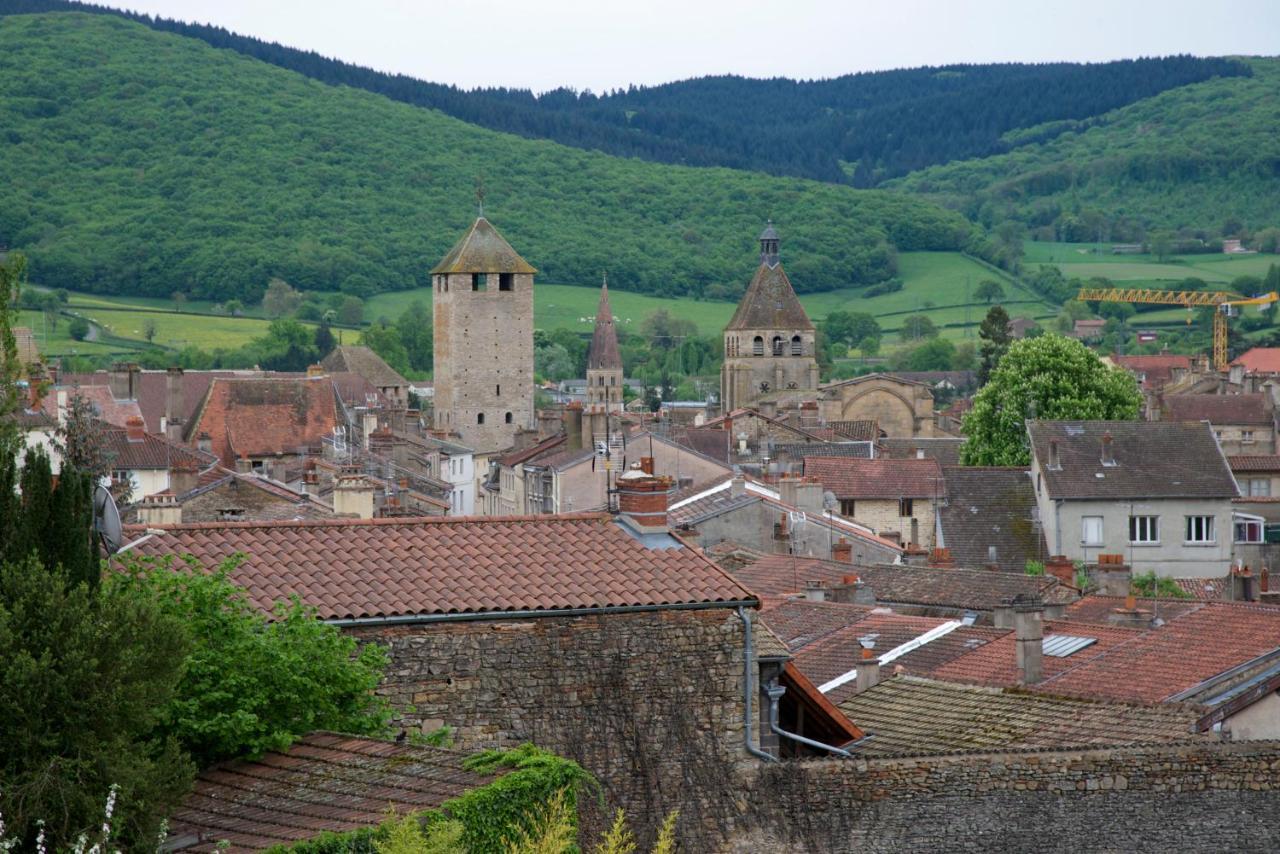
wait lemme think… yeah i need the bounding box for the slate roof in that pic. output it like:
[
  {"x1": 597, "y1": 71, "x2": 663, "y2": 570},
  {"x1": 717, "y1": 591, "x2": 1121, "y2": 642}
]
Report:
[
  {"x1": 1038, "y1": 603, "x2": 1280, "y2": 704},
  {"x1": 587, "y1": 281, "x2": 622, "y2": 370},
  {"x1": 838, "y1": 677, "x2": 1203, "y2": 757},
  {"x1": 939, "y1": 466, "x2": 1044, "y2": 573},
  {"x1": 1163, "y1": 393, "x2": 1273, "y2": 426},
  {"x1": 430, "y1": 216, "x2": 536, "y2": 275},
  {"x1": 877, "y1": 438, "x2": 965, "y2": 466},
  {"x1": 774, "y1": 441, "x2": 874, "y2": 460},
  {"x1": 320, "y1": 346, "x2": 407, "y2": 390},
  {"x1": 725, "y1": 262, "x2": 813, "y2": 331},
  {"x1": 667, "y1": 428, "x2": 732, "y2": 464},
  {"x1": 1229, "y1": 454, "x2": 1280, "y2": 472},
  {"x1": 932, "y1": 620, "x2": 1144, "y2": 688},
  {"x1": 168, "y1": 732, "x2": 496, "y2": 852},
  {"x1": 121, "y1": 514, "x2": 755, "y2": 621},
  {"x1": 829, "y1": 420, "x2": 881, "y2": 441},
  {"x1": 1231, "y1": 347, "x2": 1280, "y2": 374},
  {"x1": 802, "y1": 456, "x2": 945, "y2": 499},
  {"x1": 186, "y1": 377, "x2": 342, "y2": 468},
  {"x1": 1027, "y1": 420, "x2": 1238, "y2": 500},
  {"x1": 727, "y1": 553, "x2": 1071, "y2": 610}
]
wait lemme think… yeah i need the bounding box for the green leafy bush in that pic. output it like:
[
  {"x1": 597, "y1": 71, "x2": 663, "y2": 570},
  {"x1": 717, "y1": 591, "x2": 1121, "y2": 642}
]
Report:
[
  {"x1": 1130, "y1": 571, "x2": 1191, "y2": 599},
  {"x1": 1024, "y1": 560, "x2": 1046, "y2": 577}
]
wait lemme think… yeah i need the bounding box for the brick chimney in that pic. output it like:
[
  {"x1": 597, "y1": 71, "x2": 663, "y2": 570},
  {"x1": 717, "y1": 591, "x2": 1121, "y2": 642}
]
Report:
[
  {"x1": 928, "y1": 547, "x2": 954, "y2": 568},
  {"x1": 125, "y1": 415, "x2": 146, "y2": 442},
  {"x1": 1012, "y1": 595, "x2": 1044, "y2": 685},
  {"x1": 306, "y1": 363, "x2": 326, "y2": 378},
  {"x1": 615, "y1": 464, "x2": 673, "y2": 536},
  {"x1": 832, "y1": 573, "x2": 876, "y2": 606},
  {"x1": 639, "y1": 456, "x2": 655, "y2": 475},
  {"x1": 1045, "y1": 554, "x2": 1075, "y2": 586},
  {"x1": 831, "y1": 537, "x2": 853, "y2": 564},
  {"x1": 165, "y1": 366, "x2": 185, "y2": 441},
  {"x1": 1109, "y1": 593, "x2": 1153, "y2": 628},
  {"x1": 853, "y1": 641, "x2": 881, "y2": 694}
]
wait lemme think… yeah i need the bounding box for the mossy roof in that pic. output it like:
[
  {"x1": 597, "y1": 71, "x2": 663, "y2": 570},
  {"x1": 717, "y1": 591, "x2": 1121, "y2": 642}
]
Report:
[{"x1": 431, "y1": 216, "x2": 537, "y2": 275}]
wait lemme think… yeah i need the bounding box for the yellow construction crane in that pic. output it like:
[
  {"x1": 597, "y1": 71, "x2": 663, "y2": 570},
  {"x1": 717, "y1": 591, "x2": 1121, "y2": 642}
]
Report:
[{"x1": 1076, "y1": 287, "x2": 1279, "y2": 371}]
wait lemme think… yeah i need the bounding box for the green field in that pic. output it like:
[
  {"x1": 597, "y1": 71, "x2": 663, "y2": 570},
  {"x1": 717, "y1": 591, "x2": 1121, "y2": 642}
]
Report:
[
  {"x1": 74, "y1": 308, "x2": 289, "y2": 351},
  {"x1": 15, "y1": 310, "x2": 134, "y2": 357},
  {"x1": 1025, "y1": 241, "x2": 1279, "y2": 286}
]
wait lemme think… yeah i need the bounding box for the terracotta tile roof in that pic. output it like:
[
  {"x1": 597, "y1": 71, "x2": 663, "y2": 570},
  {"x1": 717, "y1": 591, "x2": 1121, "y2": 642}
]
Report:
[
  {"x1": 430, "y1": 216, "x2": 536, "y2": 275},
  {"x1": 63, "y1": 370, "x2": 239, "y2": 434},
  {"x1": 186, "y1": 377, "x2": 342, "y2": 467},
  {"x1": 829, "y1": 420, "x2": 881, "y2": 441},
  {"x1": 1231, "y1": 347, "x2": 1280, "y2": 374},
  {"x1": 728, "y1": 553, "x2": 1070, "y2": 611},
  {"x1": 495, "y1": 433, "x2": 566, "y2": 467},
  {"x1": 1062, "y1": 595, "x2": 1206, "y2": 626},
  {"x1": 1171, "y1": 577, "x2": 1230, "y2": 600},
  {"x1": 802, "y1": 456, "x2": 945, "y2": 499},
  {"x1": 793, "y1": 611, "x2": 956, "y2": 701},
  {"x1": 724, "y1": 261, "x2": 813, "y2": 331},
  {"x1": 169, "y1": 732, "x2": 497, "y2": 852},
  {"x1": 931, "y1": 620, "x2": 1144, "y2": 688},
  {"x1": 587, "y1": 282, "x2": 622, "y2": 371},
  {"x1": 876, "y1": 438, "x2": 965, "y2": 466},
  {"x1": 101, "y1": 422, "x2": 218, "y2": 472},
  {"x1": 891, "y1": 625, "x2": 1009, "y2": 675},
  {"x1": 170, "y1": 471, "x2": 336, "y2": 523},
  {"x1": 838, "y1": 676, "x2": 1204, "y2": 757},
  {"x1": 1038, "y1": 603, "x2": 1280, "y2": 704},
  {"x1": 55, "y1": 384, "x2": 144, "y2": 428},
  {"x1": 320, "y1": 347, "x2": 407, "y2": 391},
  {"x1": 1163, "y1": 393, "x2": 1273, "y2": 426},
  {"x1": 939, "y1": 466, "x2": 1045, "y2": 573},
  {"x1": 121, "y1": 514, "x2": 755, "y2": 621},
  {"x1": 1229, "y1": 454, "x2": 1280, "y2": 472},
  {"x1": 759, "y1": 599, "x2": 876, "y2": 651},
  {"x1": 1113, "y1": 354, "x2": 1192, "y2": 389},
  {"x1": 1028, "y1": 420, "x2": 1238, "y2": 500}
]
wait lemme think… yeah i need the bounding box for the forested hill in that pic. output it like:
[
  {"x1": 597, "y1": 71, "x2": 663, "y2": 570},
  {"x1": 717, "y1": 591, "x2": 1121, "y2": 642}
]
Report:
[
  {"x1": 0, "y1": 13, "x2": 974, "y2": 303},
  {"x1": 0, "y1": 1, "x2": 1249, "y2": 188},
  {"x1": 892, "y1": 58, "x2": 1280, "y2": 238}
]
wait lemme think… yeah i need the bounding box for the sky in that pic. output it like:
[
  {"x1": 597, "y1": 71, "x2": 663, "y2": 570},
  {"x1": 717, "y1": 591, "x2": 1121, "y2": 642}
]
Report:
[{"x1": 108, "y1": 0, "x2": 1280, "y2": 93}]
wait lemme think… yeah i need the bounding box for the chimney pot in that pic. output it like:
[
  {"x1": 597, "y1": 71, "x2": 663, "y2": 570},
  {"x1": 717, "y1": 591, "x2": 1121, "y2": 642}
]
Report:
[
  {"x1": 1011, "y1": 595, "x2": 1044, "y2": 685},
  {"x1": 125, "y1": 415, "x2": 146, "y2": 442},
  {"x1": 615, "y1": 465, "x2": 672, "y2": 535},
  {"x1": 831, "y1": 537, "x2": 853, "y2": 564}
]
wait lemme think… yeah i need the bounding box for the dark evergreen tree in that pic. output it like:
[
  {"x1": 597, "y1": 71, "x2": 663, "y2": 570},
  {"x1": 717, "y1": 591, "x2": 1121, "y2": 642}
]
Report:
[
  {"x1": 978, "y1": 305, "x2": 1012, "y2": 386},
  {"x1": 314, "y1": 321, "x2": 336, "y2": 357}
]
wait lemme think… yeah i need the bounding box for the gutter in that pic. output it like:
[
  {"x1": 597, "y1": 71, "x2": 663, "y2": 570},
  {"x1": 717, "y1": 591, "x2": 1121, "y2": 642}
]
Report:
[
  {"x1": 736, "y1": 606, "x2": 779, "y2": 763},
  {"x1": 766, "y1": 682, "x2": 862, "y2": 758},
  {"x1": 326, "y1": 598, "x2": 759, "y2": 628}
]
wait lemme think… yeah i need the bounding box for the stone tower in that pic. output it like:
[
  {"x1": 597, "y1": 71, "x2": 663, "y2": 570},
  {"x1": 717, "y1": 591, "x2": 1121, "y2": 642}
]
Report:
[
  {"x1": 584, "y1": 276, "x2": 624, "y2": 445},
  {"x1": 431, "y1": 216, "x2": 536, "y2": 452},
  {"x1": 719, "y1": 222, "x2": 819, "y2": 412}
]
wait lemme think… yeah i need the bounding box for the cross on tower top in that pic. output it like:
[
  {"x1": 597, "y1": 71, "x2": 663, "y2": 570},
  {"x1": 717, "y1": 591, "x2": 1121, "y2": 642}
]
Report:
[{"x1": 475, "y1": 175, "x2": 486, "y2": 217}]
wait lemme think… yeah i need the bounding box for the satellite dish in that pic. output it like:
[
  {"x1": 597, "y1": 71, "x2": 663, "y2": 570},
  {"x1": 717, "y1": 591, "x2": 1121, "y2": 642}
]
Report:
[{"x1": 93, "y1": 485, "x2": 123, "y2": 555}]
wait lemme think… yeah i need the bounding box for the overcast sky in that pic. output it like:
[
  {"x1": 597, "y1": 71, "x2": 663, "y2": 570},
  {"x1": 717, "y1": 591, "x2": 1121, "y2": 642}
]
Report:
[{"x1": 108, "y1": 0, "x2": 1280, "y2": 93}]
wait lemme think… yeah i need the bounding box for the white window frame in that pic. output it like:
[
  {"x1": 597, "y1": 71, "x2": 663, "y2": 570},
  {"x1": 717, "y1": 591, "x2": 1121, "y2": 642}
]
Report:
[
  {"x1": 1185, "y1": 515, "x2": 1215, "y2": 545},
  {"x1": 1129, "y1": 515, "x2": 1159, "y2": 545},
  {"x1": 1235, "y1": 518, "x2": 1264, "y2": 544},
  {"x1": 1242, "y1": 430, "x2": 1255, "y2": 444},
  {"x1": 1081, "y1": 516, "x2": 1104, "y2": 546},
  {"x1": 1248, "y1": 477, "x2": 1271, "y2": 497}
]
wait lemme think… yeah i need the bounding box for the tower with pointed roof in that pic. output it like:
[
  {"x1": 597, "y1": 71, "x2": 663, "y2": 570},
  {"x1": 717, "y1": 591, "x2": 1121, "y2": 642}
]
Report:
[
  {"x1": 719, "y1": 222, "x2": 819, "y2": 411},
  {"x1": 431, "y1": 215, "x2": 536, "y2": 453},
  {"x1": 584, "y1": 276, "x2": 624, "y2": 450}
]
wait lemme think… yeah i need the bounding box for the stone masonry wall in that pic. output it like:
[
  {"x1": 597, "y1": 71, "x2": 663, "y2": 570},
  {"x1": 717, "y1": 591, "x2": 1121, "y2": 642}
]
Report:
[
  {"x1": 347, "y1": 607, "x2": 749, "y2": 845},
  {"x1": 741, "y1": 740, "x2": 1280, "y2": 853}
]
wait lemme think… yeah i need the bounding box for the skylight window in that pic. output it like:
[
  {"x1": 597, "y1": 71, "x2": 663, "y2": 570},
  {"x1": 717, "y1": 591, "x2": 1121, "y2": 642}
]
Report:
[{"x1": 1042, "y1": 634, "x2": 1097, "y2": 657}]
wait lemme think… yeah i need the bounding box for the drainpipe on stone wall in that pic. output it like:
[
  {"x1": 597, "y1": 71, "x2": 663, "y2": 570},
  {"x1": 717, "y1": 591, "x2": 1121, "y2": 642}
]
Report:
[
  {"x1": 736, "y1": 606, "x2": 778, "y2": 763},
  {"x1": 765, "y1": 683, "x2": 855, "y2": 758}
]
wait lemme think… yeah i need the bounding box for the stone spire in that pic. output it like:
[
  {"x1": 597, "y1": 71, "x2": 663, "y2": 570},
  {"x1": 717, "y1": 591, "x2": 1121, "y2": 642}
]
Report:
[
  {"x1": 587, "y1": 274, "x2": 622, "y2": 371},
  {"x1": 760, "y1": 219, "x2": 780, "y2": 267}
]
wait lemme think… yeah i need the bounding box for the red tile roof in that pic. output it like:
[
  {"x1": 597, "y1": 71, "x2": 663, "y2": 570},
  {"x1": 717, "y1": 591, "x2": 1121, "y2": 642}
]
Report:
[
  {"x1": 169, "y1": 732, "x2": 496, "y2": 852},
  {"x1": 53, "y1": 384, "x2": 143, "y2": 428},
  {"x1": 1232, "y1": 347, "x2": 1280, "y2": 374},
  {"x1": 759, "y1": 599, "x2": 876, "y2": 650},
  {"x1": 186, "y1": 377, "x2": 341, "y2": 467},
  {"x1": 931, "y1": 620, "x2": 1144, "y2": 688},
  {"x1": 802, "y1": 457, "x2": 944, "y2": 499},
  {"x1": 1163, "y1": 393, "x2": 1273, "y2": 426},
  {"x1": 1062, "y1": 595, "x2": 1205, "y2": 626},
  {"x1": 1113, "y1": 354, "x2": 1192, "y2": 389},
  {"x1": 101, "y1": 421, "x2": 218, "y2": 471},
  {"x1": 121, "y1": 514, "x2": 754, "y2": 621},
  {"x1": 1229, "y1": 454, "x2": 1280, "y2": 472},
  {"x1": 1039, "y1": 603, "x2": 1280, "y2": 703},
  {"x1": 63, "y1": 370, "x2": 238, "y2": 434}
]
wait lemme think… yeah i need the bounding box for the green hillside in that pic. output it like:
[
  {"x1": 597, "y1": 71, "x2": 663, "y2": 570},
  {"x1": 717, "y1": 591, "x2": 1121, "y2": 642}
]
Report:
[
  {"x1": 892, "y1": 58, "x2": 1280, "y2": 236},
  {"x1": 0, "y1": 12, "x2": 973, "y2": 304}
]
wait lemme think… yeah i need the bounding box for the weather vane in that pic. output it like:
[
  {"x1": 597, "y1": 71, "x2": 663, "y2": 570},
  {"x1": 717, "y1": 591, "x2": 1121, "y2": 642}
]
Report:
[{"x1": 475, "y1": 175, "x2": 486, "y2": 217}]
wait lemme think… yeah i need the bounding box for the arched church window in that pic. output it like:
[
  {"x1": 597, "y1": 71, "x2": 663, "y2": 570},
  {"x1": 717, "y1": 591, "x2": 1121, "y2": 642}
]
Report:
[
  {"x1": 477, "y1": 412, "x2": 485, "y2": 425},
  {"x1": 791, "y1": 335, "x2": 802, "y2": 356},
  {"x1": 772, "y1": 336, "x2": 784, "y2": 356},
  {"x1": 753, "y1": 336, "x2": 764, "y2": 356}
]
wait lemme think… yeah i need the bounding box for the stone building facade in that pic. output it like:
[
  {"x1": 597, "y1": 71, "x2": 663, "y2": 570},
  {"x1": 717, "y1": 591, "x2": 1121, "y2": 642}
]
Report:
[
  {"x1": 720, "y1": 224, "x2": 819, "y2": 411},
  {"x1": 818, "y1": 373, "x2": 938, "y2": 437},
  {"x1": 431, "y1": 216, "x2": 536, "y2": 452}
]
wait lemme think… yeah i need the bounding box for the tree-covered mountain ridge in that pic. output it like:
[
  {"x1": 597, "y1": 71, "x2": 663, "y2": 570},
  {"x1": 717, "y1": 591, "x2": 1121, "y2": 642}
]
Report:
[
  {"x1": 0, "y1": 12, "x2": 976, "y2": 303},
  {"x1": 891, "y1": 57, "x2": 1280, "y2": 238}
]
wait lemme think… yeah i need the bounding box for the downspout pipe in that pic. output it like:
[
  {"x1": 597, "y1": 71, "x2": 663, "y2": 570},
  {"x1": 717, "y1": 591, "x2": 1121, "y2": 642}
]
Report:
[
  {"x1": 736, "y1": 606, "x2": 778, "y2": 763},
  {"x1": 766, "y1": 684, "x2": 855, "y2": 759}
]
